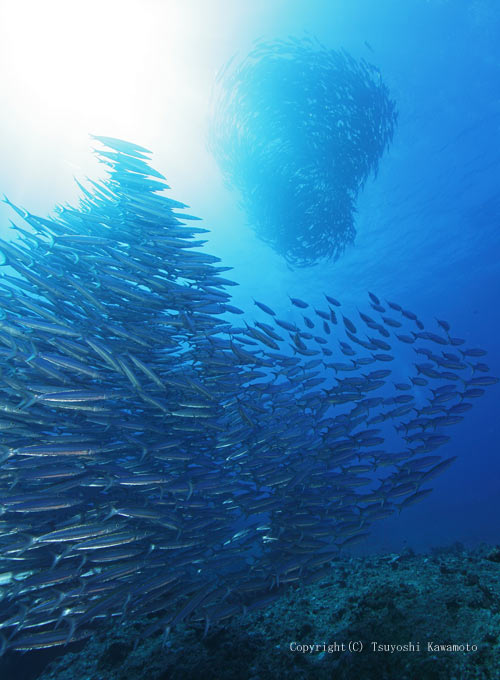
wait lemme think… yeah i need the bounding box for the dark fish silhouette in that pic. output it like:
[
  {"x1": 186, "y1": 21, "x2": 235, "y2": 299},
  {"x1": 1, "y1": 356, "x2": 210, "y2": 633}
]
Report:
[{"x1": 0, "y1": 138, "x2": 495, "y2": 653}]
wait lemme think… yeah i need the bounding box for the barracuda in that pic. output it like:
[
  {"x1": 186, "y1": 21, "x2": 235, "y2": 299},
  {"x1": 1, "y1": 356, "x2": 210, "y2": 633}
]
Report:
[{"x1": 0, "y1": 137, "x2": 495, "y2": 658}]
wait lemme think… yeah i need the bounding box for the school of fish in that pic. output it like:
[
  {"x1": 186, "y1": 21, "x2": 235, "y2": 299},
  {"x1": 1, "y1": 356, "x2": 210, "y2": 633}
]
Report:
[
  {"x1": 209, "y1": 37, "x2": 398, "y2": 266},
  {"x1": 0, "y1": 136, "x2": 497, "y2": 654}
]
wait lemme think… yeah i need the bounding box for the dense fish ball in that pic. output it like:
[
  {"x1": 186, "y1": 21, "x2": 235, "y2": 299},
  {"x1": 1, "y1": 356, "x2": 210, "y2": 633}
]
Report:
[{"x1": 209, "y1": 37, "x2": 397, "y2": 266}]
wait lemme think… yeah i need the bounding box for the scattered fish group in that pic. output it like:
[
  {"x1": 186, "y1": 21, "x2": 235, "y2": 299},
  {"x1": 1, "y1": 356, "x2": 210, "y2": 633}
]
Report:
[
  {"x1": 209, "y1": 37, "x2": 398, "y2": 266},
  {"x1": 0, "y1": 137, "x2": 496, "y2": 654}
]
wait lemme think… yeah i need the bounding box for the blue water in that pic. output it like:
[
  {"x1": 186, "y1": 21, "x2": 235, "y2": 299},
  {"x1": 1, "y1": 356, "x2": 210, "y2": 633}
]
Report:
[
  {"x1": 203, "y1": 0, "x2": 500, "y2": 553},
  {"x1": 0, "y1": 0, "x2": 499, "y2": 559}
]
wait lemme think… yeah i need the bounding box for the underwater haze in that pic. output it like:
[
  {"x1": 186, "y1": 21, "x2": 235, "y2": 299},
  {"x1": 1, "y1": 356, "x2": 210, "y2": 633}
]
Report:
[
  {"x1": 0, "y1": 0, "x2": 499, "y2": 675},
  {"x1": 1, "y1": 0, "x2": 497, "y2": 553}
]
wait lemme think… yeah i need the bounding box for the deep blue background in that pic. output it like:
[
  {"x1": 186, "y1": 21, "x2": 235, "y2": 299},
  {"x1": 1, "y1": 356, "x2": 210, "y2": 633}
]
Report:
[
  {"x1": 0, "y1": 0, "x2": 498, "y2": 554},
  {"x1": 201, "y1": 0, "x2": 500, "y2": 553}
]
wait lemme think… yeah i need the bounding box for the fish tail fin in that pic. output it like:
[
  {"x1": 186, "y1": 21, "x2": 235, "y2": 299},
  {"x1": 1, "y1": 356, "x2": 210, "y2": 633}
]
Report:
[
  {"x1": 26, "y1": 341, "x2": 38, "y2": 362},
  {"x1": 50, "y1": 551, "x2": 62, "y2": 570},
  {"x1": 162, "y1": 626, "x2": 172, "y2": 649},
  {"x1": 17, "y1": 396, "x2": 36, "y2": 411},
  {"x1": 64, "y1": 617, "x2": 76, "y2": 644},
  {"x1": 104, "y1": 504, "x2": 117, "y2": 521}
]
